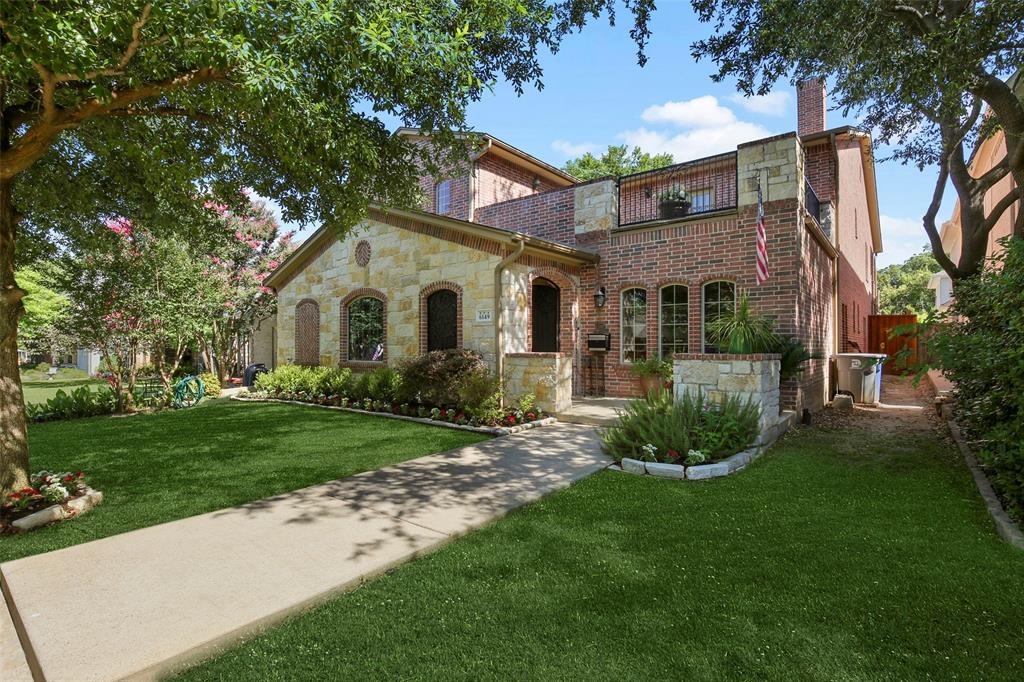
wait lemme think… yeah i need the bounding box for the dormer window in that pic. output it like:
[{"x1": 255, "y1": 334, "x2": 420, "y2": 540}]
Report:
[{"x1": 435, "y1": 180, "x2": 452, "y2": 215}]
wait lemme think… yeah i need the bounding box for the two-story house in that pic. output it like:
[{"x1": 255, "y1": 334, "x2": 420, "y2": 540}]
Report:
[{"x1": 263, "y1": 80, "x2": 881, "y2": 414}]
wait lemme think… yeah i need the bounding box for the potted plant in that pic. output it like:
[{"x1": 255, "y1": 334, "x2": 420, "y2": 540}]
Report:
[
  {"x1": 629, "y1": 358, "x2": 672, "y2": 394},
  {"x1": 657, "y1": 185, "x2": 691, "y2": 219}
]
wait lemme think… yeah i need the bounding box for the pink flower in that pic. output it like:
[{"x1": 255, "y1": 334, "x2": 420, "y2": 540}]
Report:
[
  {"x1": 105, "y1": 217, "x2": 133, "y2": 237},
  {"x1": 268, "y1": 260, "x2": 280, "y2": 270}
]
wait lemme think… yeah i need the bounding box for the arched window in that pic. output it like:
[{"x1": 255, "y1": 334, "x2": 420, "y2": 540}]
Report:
[
  {"x1": 347, "y1": 297, "x2": 385, "y2": 362},
  {"x1": 426, "y1": 289, "x2": 458, "y2": 351},
  {"x1": 621, "y1": 288, "x2": 647, "y2": 362},
  {"x1": 435, "y1": 180, "x2": 452, "y2": 215},
  {"x1": 659, "y1": 285, "x2": 689, "y2": 358},
  {"x1": 295, "y1": 299, "x2": 320, "y2": 366},
  {"x1": 702, "y1": 281, "x2": 736, "y2": 353}
]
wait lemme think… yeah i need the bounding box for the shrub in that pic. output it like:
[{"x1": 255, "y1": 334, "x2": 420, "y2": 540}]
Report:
[
  {"x1": 198, "y1": 372, "x2": 221, "y2": 398},
  {"x1": 628, "y1": 358, "x2": 672, "y2": 380},
  {"x1": 457, "y1": 372, "x2": 503, "y2": 424},
  {"x1": 366, "y1": 366, "x2": 402, "y2": 403},
  {"x1": 705, "y1": 294, "x2": 777, "y2": 353},
  {"x1": 35, "y1": 362, "x2": 51, "y2": 373},
  {"x1": 348, "y1": 372, "x2": 372, "y2": 402},
  {"x1": 397, "y1": 348, "x2": 488, "y2": 406},
  {"x1": 601, "y1": 389, "x2": 759, "y2": 463},
  {"x1": 25, "y1": 386, "x2": 118, "y2": 422},
  {"x1": 173, "y1": 363, "x2": 198, "y2": 379},
  {"x1": 928, "y1": 238, "x2": 1024, "y2": 520},
  {"x1": 2, "y1": 471, "x2": 88, "y2": 519}
]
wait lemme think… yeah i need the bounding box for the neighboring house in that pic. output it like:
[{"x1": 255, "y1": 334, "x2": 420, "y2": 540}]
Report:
[
  {"x1": 264, "y1": 81, "x2": 881, "y2": 414},
  {"x1": 928, "y1": 127, "x2": 1019, "y2": 311}
]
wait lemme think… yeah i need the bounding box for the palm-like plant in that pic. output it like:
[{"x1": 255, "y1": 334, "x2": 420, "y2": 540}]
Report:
[{"x1": 705, "y1": 294, "x2": 777, "y2": 353}]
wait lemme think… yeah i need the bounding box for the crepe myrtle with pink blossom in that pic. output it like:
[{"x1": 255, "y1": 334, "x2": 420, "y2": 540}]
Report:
[{"x1": 200, "y1": 197, "x2": 295, "y2": 383}]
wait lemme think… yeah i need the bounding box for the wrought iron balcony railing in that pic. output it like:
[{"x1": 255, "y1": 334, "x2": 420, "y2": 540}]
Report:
[{"x1": 618, "y1": 152, "x2": 738, "y2": 227}]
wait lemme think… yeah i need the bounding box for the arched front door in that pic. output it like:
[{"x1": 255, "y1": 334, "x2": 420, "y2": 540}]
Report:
[
  {"x1": 426, "y1": 289, "x2": 458, "y2": 351},
  {"x1": 531, "y1": 278, "x2": 560, "y2": 353}
]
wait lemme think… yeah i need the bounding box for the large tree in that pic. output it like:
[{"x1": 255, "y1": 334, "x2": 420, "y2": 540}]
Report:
[
  {"x1": 689, "y1": 0, "x2": 1024, "y2": 280},
  {"x1": 563, "y1": 144, "x2": 674, "y2": 180},
  {"x1": 0, "y1": 1, "x2": 655, "y2": 494},
  {"x1": 877, "y1": 249, "x2": 943, "y2": 315}
]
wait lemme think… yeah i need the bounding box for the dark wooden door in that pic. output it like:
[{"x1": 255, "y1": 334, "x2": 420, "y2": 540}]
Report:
[
  {"x1": 532, "y1": 281, "x2": 560, "y2": 352},
  {"x1": 869, "y1": 314, "x2": 918, "y2": 374},
  {"x1": 427, "y1": 289, "x2": 458, "y2": 351}
]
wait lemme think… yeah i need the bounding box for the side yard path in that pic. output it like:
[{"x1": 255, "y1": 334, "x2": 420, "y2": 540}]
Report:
[
  {"x1": 1, "y1": 423, "x2": 606, "y2": 682},
  {"x1": 176, "y1": 378, "x2": 1024, "y2": 681}
]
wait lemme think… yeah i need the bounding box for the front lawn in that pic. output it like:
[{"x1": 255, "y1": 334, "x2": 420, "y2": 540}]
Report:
[
  {"x1": 2, "y1": 400, "x2": 487, "y2": 563},
  {"x1": 21, "y1": 378, "x2": 104, "y2": 405},
  {"x1": 177, "y1": 421, "x2": 1024, "y2": 680}
]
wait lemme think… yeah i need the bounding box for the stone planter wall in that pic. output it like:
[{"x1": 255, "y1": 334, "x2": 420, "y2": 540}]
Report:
[
  {"x1": 673, "y1": 353, "x2": 782, "y2": 432},
  {"x1": 504, "y1": 352, "x2": 572, "y2": 413}
]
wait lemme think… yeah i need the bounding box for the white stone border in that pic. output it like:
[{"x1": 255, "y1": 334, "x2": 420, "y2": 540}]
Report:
[
  {"x1": 231, "y1": 395, "x2": 556, "y2": 437},
  {"x1": 7, "y1": 488, "x2": 104, "y2": 533},
  {"x1": 610, "y1": 410, "x2": 798, "y2": 481}
]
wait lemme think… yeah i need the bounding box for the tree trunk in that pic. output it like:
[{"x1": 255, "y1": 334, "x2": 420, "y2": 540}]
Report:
[{"x1": 0, "y1": 176, "x2": 30, "y2": 496}]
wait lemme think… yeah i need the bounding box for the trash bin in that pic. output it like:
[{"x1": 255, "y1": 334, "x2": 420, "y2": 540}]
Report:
[
  {"x1": 243, "y1": 363, "x2": 268, "y2": 387},
  {"x1": 835, "y1": 353, "x2": 887, "y2": 404}
]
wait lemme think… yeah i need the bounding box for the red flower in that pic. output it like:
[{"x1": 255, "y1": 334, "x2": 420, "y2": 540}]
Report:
[{"x1": 9, "y1": 493, "x2": 21, "y2": 500}]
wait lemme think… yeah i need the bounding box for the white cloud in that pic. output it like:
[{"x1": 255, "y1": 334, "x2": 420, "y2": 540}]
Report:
[
  {"x1": 877, "y1": 214, "x2": 930, "y2": 268},
  {"x1": 729, "y1": 91, "x2": 790, "y2": 117},
  {"x1": 641, "y1": 95, "x2": 737, "y2": 128},
  {"x1": 550, "y1": 139, "x2": 600, "y2": 158},
  {"x1": 619, "y1": 95, "x2": 774, "y2": 160}
]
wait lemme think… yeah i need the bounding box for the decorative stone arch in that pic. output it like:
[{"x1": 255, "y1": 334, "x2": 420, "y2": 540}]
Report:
[
  {"x1": 340, "y1": 288, "x2": 387, "y2": 365},
  {"x1": 419, "y1": 281, "x2": 464, "y2": 353},
  {"x1": 294, "y1": 298, "x2": 320, "y2": 366},
  {"x1": 655, "y1": 281, "x2": 692, "y2": 358},
  {"x1": 526, "y1": 267, "x2": 578, "y2": 356},
  {"x1": 699, "y1": 278, "x2": 738, "y2": 353}
]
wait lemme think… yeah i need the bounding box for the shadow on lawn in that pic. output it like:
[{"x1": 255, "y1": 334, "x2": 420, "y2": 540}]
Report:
[{"x1": 211, "y1": 421, "x2": 609, "y2": 559}]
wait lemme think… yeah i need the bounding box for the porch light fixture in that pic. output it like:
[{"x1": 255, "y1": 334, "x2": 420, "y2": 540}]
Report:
[
  {"x1": 594, "y1": 286, "x2": 607, "y2": 308},
  {"x1": 532, "y1": 175, "x2": 542, "y2": 191}
]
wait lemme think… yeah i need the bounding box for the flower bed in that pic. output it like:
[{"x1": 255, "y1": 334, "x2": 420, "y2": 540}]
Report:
[
  {"x1": 1, "y1": 471, "x2": 103, "y2": 533},
  {"x1": 238, "y1": 391, "x2": 555, "y2": 436}
]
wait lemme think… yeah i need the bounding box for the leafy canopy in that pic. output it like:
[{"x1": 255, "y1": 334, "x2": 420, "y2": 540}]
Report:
[
  {"x1": 562, "y1": 144, "x2": 673, "y2": 180},
  {"x1": 2, "y1": 0, "x2": 656, "y2": 262},
  {"x1": 878, "y1": 249, "x2": 942, "y2": 315}
]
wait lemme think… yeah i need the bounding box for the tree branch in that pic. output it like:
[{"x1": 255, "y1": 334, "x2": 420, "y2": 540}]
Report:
[
  {"x1": 53, "y1": 4, "x2": 155, "y2": 83},
  {"x1": 0, "y1": 67, "x2": 227, "y2": 181},
  {"x1": 981, "y1": 186, "x2": 1021, "y2": 233},
  {"x1": 923, "y1": 155, "x2": 960, "y2": 278},
  {"x1": 31, "y1": 62, "x2": 57, "y2": 123}
]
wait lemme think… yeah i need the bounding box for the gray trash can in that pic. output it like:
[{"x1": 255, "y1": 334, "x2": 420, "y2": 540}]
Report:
[{"x1": 835, "y1": 353, "x2": 887, "y2": 404}]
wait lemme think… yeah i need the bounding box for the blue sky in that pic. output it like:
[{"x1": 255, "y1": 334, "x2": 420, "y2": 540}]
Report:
[{"x1": 288, "y1": 2, "x2": 950, "y2": 268}]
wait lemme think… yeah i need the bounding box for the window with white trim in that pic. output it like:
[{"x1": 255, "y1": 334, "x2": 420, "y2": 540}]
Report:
[
  {"x1": 690, "y1": 187, "x2": 714, "y2": 213},
  {"x1": 435, "y1": 180, "x2": 452, "y2": 215},
  {"x1": 702, "y1": 281, "x2": 735, "y2": 353},
  {"x1": 659, "y1": 285, "x2": 689, "y2": 358},
  {"x1": 621, "y1": 288, "x2": 647, "y2": 362}
]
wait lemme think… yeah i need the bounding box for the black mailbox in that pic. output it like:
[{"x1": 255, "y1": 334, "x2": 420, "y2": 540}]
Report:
[{"x1": 587, "y1": 333, "x2": 611, "y2": 352}]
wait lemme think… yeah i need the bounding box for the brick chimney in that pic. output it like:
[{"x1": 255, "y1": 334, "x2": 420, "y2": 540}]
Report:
[{"x1": 797, "y1": 79, "x2": 826, "y2": 136}]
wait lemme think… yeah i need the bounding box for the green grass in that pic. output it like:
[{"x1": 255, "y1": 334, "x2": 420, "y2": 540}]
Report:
[
  {"x1": 21, "y1": 378, "x2": 103, "y2": 405},
  {"x1": 177, "y1": 423, "x2": 1024, "y2": 681},
  {"x1": 1, "y1": 401, "x2": 487, "y2": 563}
]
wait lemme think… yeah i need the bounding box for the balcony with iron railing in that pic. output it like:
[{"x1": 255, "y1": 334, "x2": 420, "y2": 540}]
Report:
[{"x1": 617, "y1": 151, "x2": 738, "y2": 227}]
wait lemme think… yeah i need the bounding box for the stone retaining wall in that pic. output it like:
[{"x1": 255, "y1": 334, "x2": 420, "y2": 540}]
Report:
[
  {"x1": 504, "y1": 352, "x2": 572, "y2": 413},
  {"x1": 673, "y1": 353, "x2": 782, "y2": 431}
]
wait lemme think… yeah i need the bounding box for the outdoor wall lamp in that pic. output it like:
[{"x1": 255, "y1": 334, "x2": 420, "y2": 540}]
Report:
[
  {"x1": 532, "y1": 175, "x2": 542, "y2": 191},
  {"x1": 594, "y1": 286, "x2": 607, "y2": 308}
]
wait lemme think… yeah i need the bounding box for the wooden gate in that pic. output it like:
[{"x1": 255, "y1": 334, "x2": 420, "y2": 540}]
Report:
[{"x1": 868, "y1": 314, "x2": 918, "y2": 374}]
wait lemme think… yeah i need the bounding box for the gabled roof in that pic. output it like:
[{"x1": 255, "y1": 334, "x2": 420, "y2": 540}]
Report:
[
  {"x1": 263, "y1": 204, "x2": 598, "y2": 290},
  {"x1": 394, "y1": 127, "x2": 577, "y2": 187}
]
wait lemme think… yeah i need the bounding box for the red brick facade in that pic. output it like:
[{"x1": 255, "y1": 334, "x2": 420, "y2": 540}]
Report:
[
  {"x1": 797, "y1": 80, "x2": 827, "y2": 137},
  {"x1": 475, "y1": 186, "x2": 576, "y2": 243}
]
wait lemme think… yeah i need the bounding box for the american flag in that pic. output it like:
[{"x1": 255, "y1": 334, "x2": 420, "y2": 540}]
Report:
[{"x1": 755, "y1": 180, "x2": 770, "y2": 285}]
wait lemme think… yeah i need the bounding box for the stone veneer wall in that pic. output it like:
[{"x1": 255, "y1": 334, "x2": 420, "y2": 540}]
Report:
[
  {"x1": 504, "y1": 352, "x2": 572, "y2": 413},
  {"x1": 673, "y1": 353, "x2": 781, "y2": 431}
]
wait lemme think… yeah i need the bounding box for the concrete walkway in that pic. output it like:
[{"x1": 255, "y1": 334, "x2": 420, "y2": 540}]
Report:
[
  {"x1": 1, "y1": 423, "x2": 607, "y2": 682},
  {"x1": 555, "y1": 397, "x2": 629, "y2": 426}
]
